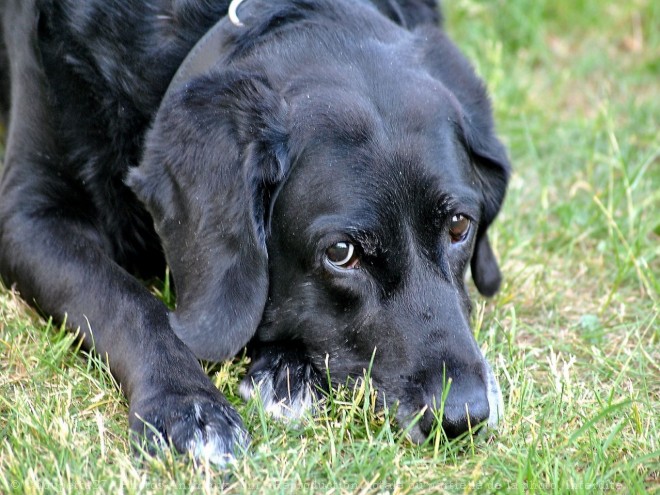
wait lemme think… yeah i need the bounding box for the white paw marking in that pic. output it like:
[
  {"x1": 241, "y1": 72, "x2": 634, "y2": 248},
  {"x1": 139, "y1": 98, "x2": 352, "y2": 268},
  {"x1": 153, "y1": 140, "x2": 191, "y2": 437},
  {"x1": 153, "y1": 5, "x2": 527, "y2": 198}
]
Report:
[
  {"x1": 239, "y1": 372, "x2": 316, "y2": 420},
  {"x1": 185, "y1": 402, "x2": 247, "y2": 466}
]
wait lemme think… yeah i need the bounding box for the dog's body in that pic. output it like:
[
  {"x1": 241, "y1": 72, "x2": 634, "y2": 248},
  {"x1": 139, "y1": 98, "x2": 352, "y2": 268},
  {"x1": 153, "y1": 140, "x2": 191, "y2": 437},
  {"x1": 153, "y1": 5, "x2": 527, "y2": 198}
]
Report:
[{"x1": 0, "y1": 0, "x2": 509, "y2": 463}]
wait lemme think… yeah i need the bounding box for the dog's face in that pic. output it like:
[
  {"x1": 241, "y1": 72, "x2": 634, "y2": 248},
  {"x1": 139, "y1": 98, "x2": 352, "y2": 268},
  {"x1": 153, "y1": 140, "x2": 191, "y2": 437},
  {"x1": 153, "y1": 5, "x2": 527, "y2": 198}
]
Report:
[
  {"x1": 131, "y1": 14, "x2": 509, "y2": 441},
  {"x1": 258, "y1": 78, "x2": 503, "y2": 439}
]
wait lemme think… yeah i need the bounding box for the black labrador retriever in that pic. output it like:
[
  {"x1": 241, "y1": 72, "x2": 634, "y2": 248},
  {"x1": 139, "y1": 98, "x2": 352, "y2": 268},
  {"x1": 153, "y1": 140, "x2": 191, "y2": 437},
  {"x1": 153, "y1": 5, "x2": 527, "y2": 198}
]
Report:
[{"x1": 0, "y1": 0, "x2": 509, "y2": 464}]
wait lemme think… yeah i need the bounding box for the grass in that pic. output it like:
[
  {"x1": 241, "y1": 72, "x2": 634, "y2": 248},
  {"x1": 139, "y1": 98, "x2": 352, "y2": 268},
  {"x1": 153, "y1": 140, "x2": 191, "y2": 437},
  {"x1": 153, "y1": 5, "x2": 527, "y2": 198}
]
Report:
[{"x1": 1, "y1": 0, "x2": 658, "y2": 493}]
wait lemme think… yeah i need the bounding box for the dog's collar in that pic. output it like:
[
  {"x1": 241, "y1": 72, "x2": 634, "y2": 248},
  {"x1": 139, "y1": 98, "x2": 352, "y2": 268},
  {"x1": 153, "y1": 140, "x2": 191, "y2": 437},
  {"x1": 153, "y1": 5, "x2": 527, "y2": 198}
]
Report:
[
  {"x1": 228, "y1": 0, "x2": 247, "y2": 27},
  {"x1": 163, "y1": 0, "x2": 250, "y2": 102}
]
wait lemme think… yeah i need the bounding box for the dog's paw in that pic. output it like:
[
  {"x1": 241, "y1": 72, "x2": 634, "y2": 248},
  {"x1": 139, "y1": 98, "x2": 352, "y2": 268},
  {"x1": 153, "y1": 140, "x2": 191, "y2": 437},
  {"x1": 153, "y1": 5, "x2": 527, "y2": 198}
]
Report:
[
  {"x1": 130, "y1": 392, "x2": 249, "y2": 466},
  {"x1": 239, "y1": 348, "x2": 323, "y2": 420}
]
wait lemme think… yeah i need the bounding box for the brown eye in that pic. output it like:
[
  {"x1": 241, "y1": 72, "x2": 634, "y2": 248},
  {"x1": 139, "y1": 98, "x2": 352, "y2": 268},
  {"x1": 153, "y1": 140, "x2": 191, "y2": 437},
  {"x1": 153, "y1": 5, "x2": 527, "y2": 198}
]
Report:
[
  {"x1": 449, "y1": 214, "x2": 470, "y2": 243},
  {"x1": 326, "y1": 242, "x2": 360, "y2": 269}
]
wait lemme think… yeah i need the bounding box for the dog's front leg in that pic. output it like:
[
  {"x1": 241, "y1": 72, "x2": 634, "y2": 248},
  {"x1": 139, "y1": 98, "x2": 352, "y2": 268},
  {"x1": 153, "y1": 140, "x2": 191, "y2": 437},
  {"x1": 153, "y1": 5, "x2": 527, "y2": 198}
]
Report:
[
  {"x1": 0, "y1": 0, "x2": 248, "y2": 465},
  {"x1": 0, "y1": 205, "x2": 247, "y2": 464}
]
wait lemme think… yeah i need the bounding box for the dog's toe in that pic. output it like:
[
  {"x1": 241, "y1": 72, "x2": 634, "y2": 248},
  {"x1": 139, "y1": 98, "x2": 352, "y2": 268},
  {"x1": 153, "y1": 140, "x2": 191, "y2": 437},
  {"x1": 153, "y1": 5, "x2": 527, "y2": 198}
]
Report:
[
  {"x1": 171, "y1": 400, "x2": 249, "y2": 465},
  {"x1": 130, "y1": 393, "x2": 249, "y2": 466}
]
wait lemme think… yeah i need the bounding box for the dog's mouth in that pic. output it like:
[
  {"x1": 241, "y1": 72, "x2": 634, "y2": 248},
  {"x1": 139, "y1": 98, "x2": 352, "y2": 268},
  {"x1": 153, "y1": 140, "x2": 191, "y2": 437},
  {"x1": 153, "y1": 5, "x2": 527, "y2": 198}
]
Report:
[{"x1": 240, "y1": 347, "x2": 504, "y2": 442}]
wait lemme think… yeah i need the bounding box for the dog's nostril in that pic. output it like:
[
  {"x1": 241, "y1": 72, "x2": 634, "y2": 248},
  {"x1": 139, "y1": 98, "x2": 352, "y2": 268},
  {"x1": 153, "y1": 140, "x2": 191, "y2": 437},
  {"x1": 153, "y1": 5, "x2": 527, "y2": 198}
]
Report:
[
  {"x1": 440, "y1": 399, "x2": 490, "y2": 438},
  {"x1": 417, "y1": 408, "x2": 435, "y2": 437}
]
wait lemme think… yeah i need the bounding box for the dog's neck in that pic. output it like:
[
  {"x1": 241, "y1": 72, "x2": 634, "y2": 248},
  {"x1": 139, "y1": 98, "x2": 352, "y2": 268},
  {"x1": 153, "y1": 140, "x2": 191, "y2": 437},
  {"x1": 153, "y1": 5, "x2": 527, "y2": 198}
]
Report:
[{"x1": 163, "y1": 22, "x2": 232, "y2": 102}]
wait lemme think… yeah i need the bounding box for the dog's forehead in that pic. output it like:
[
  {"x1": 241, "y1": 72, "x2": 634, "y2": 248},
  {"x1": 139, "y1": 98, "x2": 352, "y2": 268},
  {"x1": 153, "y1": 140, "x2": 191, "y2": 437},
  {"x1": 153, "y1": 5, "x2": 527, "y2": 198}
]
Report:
[
  {"x1": 286, "y1": 64, "x2": 464, "y2": 141},
  {"x1": 284, "y1": 87, "x2": 474, "y2": 204},
  {"x1": 279, "y1": 114, "x2": 478, "y2": 238}
]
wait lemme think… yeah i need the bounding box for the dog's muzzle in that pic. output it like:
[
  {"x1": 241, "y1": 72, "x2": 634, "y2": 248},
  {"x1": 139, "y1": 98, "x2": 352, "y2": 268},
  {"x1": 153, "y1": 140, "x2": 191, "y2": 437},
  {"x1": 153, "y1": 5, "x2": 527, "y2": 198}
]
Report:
[{"x1": 409, "y1": 349, "x2": 504, "y2": 441}]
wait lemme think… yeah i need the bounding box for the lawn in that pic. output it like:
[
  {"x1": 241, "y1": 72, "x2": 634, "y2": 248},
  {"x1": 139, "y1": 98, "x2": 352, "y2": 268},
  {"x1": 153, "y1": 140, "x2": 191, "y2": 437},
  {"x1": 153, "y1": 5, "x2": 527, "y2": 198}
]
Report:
[{"x1": 1, "y1": 0, "x2": 658, "y2": 493}]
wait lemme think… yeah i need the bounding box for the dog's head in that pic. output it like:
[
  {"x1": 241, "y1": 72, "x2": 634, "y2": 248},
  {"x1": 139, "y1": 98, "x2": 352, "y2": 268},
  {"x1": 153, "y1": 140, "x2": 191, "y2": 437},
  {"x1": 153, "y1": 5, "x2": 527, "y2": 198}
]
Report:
[{"x1": 129, "y1": 2, "x2": 509, "y2": 441}]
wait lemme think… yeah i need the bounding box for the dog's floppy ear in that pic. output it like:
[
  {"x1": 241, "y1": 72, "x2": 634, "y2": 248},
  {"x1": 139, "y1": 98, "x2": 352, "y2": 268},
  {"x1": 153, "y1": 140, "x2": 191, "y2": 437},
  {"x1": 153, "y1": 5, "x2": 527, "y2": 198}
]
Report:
[
  {"x1": 417, "y1": 27, "x2": 511, "y2": 297},
  {"x1": 128, "y1": 71, "x2": 287, "y2": 361},
  {"x1": 464, "y1": 116, "x2": 510, "y2": 297}
]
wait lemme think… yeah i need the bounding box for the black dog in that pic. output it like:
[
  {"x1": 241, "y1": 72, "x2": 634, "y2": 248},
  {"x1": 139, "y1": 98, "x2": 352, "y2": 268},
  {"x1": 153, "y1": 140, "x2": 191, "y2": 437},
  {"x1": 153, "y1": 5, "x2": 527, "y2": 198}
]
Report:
[{"x1": 0, "y1": 0, "x2": 509, "y2": 464}]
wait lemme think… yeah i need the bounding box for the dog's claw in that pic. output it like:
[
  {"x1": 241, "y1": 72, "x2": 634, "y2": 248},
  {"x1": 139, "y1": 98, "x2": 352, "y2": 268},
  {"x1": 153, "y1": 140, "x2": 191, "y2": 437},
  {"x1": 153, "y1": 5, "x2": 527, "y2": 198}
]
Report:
[{"x1": 130, "y1": 394, "x2": 249, "y2": 466}]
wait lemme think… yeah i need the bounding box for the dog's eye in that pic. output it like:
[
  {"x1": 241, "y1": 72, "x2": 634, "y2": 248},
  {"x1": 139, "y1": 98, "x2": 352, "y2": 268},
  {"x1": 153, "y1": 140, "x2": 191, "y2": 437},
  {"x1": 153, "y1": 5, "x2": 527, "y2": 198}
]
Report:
[
  {"x1": 449, "y1": 214, "x2": 471, "y2": 243},
  {"x1": 326, "y1": 242, "x2": 360, "y2": 269}
]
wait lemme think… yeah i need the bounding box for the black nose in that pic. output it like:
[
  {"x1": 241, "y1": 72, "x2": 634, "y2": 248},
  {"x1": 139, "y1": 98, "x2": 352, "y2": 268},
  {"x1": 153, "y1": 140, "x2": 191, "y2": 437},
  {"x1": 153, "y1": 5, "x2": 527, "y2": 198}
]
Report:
[
  {"x1": 420, "y1": 377, "x2": 490, "y2": 438},
  {"x1": 440, "y1": 394, "x2": 490, "y2": 438}
]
